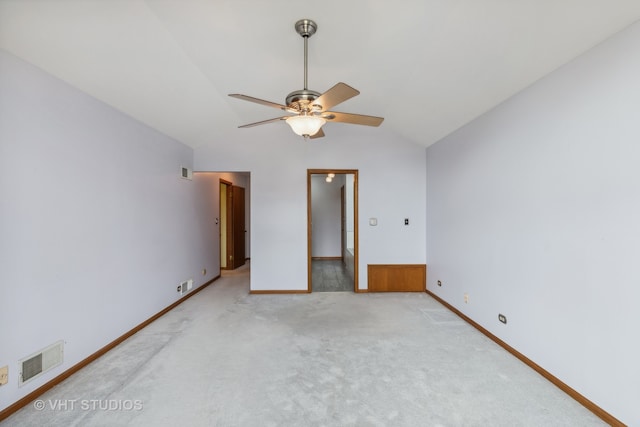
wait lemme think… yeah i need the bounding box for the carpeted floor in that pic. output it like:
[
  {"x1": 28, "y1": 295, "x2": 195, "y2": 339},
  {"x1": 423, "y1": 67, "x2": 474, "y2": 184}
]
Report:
[{"x1": 3, "y1": 262, "x2": 605, "y2": 426}]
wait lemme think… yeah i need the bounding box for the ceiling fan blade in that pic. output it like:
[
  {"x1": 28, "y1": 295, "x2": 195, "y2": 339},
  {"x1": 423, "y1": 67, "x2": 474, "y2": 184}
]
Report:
[
  {"x1": 238, "y1": 117, "x2": 289, "y2": 128},
  {"x1": 229, "y1": 94, "x2": 288, "y2": 110},
  {"x1": 312, "y1": 83, "x2": 360, "y2": 111},
  {"x1": 322, "y1": 111, "x2": 384, "y2": 127},
  {"x1": 310, "y1": 128, "x2": 325, "y2": 139}
]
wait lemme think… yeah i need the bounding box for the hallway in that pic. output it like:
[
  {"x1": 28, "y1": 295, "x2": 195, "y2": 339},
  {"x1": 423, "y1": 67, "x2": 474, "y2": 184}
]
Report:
[{"x1": 311, "y1": 259, "x2": 353, "y2": 292}]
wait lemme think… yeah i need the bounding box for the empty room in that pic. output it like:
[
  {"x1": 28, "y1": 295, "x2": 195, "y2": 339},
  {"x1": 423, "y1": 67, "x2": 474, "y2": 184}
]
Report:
[{"x1": 1, "y1": 1, "x2": 639, "y2": 426}]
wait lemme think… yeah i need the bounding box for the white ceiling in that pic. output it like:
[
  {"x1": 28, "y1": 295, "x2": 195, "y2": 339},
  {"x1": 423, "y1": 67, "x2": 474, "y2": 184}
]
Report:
[{"x1": 2, "y1": 0, "x2": 640, "y2": 148}]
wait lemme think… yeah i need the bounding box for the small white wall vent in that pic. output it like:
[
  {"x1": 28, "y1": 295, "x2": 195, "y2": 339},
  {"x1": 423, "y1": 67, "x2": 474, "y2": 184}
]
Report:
[
  {"x1": 19, "y1": 340, "x2": 64, "y2": 386},
  {"x1": 177, "y1": 279, "x2": 194, "y2": 295},
  {"x1": 181, "y1": 167, "x2": 193, "y2": 180}
]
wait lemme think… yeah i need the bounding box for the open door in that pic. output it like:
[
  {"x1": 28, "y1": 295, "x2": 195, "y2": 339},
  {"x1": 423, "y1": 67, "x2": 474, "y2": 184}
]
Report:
[
  {"x1": 341, "y1": 185, "x2": 345, "y2": 260},
  {"x1": 220, "y1": 181, "x2": 246, "y2": 270},
  {"x1": 308, "y1": 170, "x2": 358, "y2": 292},
  {"x1": 231, "y1": 185, "x2": 246, "y2": 269}
]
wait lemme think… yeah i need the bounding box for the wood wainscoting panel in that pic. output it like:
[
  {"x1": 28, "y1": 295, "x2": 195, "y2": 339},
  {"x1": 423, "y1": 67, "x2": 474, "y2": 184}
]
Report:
[{"x1": 368, "y1": 264, "x2": 426, "y2": 292}]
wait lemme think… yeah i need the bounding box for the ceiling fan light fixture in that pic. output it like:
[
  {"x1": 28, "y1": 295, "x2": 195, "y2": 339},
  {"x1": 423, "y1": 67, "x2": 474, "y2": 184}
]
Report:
[
  {"x1": 229, "y1": 18, "x2": 383, "y2": 139},
  {"x1": 285, "y1": 115, "x2": 326, "y2": 137}
]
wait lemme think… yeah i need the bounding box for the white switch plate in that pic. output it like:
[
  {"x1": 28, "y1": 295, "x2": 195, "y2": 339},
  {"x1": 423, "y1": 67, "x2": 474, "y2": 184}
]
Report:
[{"x1": 369, "y1": 218, "x2": 377, "y2": 226}]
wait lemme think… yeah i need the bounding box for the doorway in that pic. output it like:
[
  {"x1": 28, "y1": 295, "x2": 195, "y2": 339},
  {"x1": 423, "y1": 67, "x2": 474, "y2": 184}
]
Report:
[
  {"x1": 307, "y1": 169, "x2": 358, "y2": 292},
  {"x1": 220, "y1": 179, "x2": 246, "y2": 270}
]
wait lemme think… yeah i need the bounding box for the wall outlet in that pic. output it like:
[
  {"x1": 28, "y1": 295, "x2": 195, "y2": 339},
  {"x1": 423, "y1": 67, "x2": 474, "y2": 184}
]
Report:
[
  {"x1": 437, "y1": 280, "x2": 442, "y2": 287},
  {"x1": 0, "y1": 366, "x2": 8, "y2": 385},
  {"x1": 464, "y1": 293, "x2": 469, "y2": 303},
  {"x1": 202, "y1": 268, "x2": 207, "y2": 276},
  {"x1": 498, "y1": 314, "x2": 507, "y2": 324}
]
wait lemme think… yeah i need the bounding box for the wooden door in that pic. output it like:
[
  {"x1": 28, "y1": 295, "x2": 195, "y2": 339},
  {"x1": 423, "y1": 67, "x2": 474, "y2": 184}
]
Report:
[
  {"x1": 220, "y1": 180, "x2": 231, "y2": 270},
  {"x1": 231, "y1": 185, "x2": 245, "y2": 269},
  {"x1": 341, "y1": 185, "x2": 345, "y2": 261}
]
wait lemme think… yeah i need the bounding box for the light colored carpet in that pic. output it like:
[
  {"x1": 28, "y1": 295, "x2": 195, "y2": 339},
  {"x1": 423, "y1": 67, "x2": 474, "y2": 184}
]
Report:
[{"x1": 3, "y1": 263, "x2": 605, "y2": 426}]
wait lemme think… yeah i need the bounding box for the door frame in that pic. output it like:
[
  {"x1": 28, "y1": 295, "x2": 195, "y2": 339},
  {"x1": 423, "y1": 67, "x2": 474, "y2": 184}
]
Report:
[{"x1": 307, "y1": 169, "x2": 359, "y2": 292}]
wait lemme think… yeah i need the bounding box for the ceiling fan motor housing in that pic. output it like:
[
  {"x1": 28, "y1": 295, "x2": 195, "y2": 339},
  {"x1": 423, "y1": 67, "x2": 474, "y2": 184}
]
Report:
[{"x1": 286, "y1": 89, "x2": 322, "y2": 112}]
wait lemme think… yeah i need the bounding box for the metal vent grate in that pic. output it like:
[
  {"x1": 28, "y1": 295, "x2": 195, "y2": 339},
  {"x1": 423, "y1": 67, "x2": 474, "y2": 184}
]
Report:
[
  {"x1": 178, "y1": 279, "x2": 193, "y2": 295},
  {"x1": 21, "y1": 353, "x2": 42, "y2": 383},
  {"x1": 178, "y1": 280, "x2": 188, "y2": 295},
  {"x1": 181, "y1": 167, "x2": 193, "y2": 180},
  {"x1": 19, "y1": 341, "x2": 64, "y2": 386}
]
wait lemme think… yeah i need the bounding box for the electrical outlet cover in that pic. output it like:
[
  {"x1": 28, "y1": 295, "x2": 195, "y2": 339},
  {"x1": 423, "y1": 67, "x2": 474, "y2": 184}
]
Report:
[{"x1": 0, "y1": 366, "x2": 8, "y2": 385}]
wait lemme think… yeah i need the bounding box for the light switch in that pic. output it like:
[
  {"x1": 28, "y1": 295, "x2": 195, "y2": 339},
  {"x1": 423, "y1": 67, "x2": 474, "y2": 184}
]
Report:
[
  {"x1": 369, "y1": 218, "x2": 377, "y2": 226},
  {"x1": 404, "y1": 218, "x2": 409, "y2": 225}
]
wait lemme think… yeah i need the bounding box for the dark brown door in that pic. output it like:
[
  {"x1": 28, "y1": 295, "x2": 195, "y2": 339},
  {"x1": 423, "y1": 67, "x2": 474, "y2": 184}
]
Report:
[
  {"x1": 224, "y1": 183, "x2": 233, "y2": 269},
  {"x1": 341, "y1": 185, "x2": 345, "y2": 261},
  {"x1": 231, "y1": 185, "x2": 246, "y2": 269}
]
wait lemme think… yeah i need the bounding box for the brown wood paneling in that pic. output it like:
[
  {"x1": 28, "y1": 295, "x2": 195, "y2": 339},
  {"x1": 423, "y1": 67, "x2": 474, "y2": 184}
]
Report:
[{"x1": 368, "y1": 264, "x2": 426, "y2": 292}]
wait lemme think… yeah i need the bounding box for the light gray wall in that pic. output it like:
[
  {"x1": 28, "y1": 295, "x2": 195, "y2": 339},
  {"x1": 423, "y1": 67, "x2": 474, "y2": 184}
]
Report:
[
  {"x1": 426, "y1": 22, "x2": 640, "y2": 425},
  {"x1": 195, "y1": 125, "x2": 427, "y2": 291},
  {"x1": 0, "y1": 51, "x2": 219, "y2": 411},
  {"x1": 311, "y1": 174, "x2": 342, "y2": 258}
]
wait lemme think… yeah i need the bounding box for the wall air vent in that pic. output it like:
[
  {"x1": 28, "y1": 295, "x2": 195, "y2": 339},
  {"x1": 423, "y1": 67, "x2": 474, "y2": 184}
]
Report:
[
  {"x1": 178, "y1": 279, "x2": 194, "y2": 295},
  {"x1": 19, "y1": 340, "x2": 64, "y2": 386},
  {"x1": 181, "y1": 167, "x2": 193, "y2": 180}
]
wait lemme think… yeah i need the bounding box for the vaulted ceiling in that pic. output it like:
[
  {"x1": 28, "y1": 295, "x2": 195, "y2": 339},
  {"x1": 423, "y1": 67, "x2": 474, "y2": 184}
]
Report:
[{"x1": 2, "y1": 1, "x2": 640, "y2": 148}]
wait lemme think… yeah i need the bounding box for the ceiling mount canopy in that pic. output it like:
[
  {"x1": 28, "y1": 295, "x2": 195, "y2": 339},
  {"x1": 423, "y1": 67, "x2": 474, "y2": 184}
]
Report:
[
  {"x1": 294, "y1": 18, "x2": 317, "y2": 38},
  {"x1": 229, "y1": 18, "x2": 384, "y2": 139}
]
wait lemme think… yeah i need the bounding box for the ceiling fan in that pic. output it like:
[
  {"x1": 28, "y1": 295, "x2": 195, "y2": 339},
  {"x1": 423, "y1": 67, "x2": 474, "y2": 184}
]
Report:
[{"x1": 229, "y1": 19, "x2": 384, "y2": 139}]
